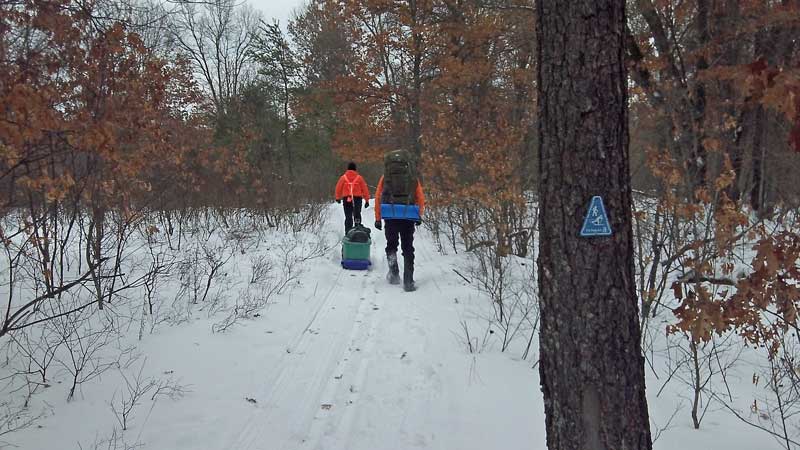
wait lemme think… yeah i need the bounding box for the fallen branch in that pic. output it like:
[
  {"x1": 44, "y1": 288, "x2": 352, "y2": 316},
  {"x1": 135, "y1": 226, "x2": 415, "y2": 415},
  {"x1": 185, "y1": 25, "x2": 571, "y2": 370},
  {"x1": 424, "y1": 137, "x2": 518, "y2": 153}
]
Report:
[{"x1": 452, "y1": 268, "x2": 472, "y2": 285}]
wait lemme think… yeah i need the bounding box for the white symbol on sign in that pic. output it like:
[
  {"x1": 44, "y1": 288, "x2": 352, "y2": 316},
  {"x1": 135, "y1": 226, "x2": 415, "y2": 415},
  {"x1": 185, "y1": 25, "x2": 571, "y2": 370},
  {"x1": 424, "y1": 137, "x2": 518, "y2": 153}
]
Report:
[{"x1": 581, "y1": 196, "x2": 612, "y2": 237}]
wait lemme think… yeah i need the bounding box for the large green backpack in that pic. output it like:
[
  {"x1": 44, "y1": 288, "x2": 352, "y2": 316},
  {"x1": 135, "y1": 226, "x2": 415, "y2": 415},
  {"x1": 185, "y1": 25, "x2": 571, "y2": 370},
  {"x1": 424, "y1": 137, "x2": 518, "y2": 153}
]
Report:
[
  {"x1": 345, "y1": 223, "x2": 371, "y2": 243},
  {"x1": 382, "y1": 150, "x2": 417, "y2": 205}
]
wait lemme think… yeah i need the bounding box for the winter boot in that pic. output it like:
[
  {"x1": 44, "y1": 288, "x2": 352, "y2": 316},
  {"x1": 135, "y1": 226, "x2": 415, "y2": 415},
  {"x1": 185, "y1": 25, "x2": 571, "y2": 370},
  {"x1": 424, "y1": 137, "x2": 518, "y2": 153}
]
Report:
[
  {"x1": 403, "y1": 257, "x2": 416, "y2": 292},
  {"x1": 387, "y1": 253, "x2": 401, "y2": 285}
]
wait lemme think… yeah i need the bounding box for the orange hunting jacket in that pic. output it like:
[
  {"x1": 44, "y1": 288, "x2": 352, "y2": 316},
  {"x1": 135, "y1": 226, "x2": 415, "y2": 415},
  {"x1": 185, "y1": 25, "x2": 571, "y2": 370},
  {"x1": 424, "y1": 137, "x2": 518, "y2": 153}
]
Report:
[{"x1": 335, "y1": 170, "x2": 371, "y2": 202}]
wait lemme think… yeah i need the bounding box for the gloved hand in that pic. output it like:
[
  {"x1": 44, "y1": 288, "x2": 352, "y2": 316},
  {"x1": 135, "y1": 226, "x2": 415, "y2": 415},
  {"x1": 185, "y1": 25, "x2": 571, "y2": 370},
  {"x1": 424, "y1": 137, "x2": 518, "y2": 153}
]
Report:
[
  {"x1": 336, "y1": 199, "x2": 341, "y2": 204},
  {"x1": 374, "y1": 220, "x2": 382, "y2": 231},
  {"x1": 364, "y1": 200, "x2": 369, "y2": 209},
  {"x1": 415, "y1": 219, "x2": 422, "y2": 227}
]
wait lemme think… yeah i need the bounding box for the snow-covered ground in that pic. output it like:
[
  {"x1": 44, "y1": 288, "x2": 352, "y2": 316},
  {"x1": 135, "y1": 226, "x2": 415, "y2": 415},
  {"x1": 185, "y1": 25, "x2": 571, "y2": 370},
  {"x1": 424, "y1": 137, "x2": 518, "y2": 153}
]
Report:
[{"x1": 0, "y1": 204, "x2": 787, "y2": 449}]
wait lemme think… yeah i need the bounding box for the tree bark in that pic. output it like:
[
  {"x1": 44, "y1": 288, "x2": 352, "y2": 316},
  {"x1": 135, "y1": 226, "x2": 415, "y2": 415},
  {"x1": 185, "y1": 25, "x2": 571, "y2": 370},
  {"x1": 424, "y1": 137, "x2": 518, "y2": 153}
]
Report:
[
  {"x1": 689, "y1": 0, "x2": 710, "y2": 193},
  {"x1": 730, "y1": 104, "x2": 755, "y2": 203},
  {"x1": 749, "y1": 106, "x2": 766, "y2": 212},
  {"x1": 281, "y1": 59, "x2": 294, "y2": 182},
  {"x1": 711, "y1": 0, "x2": 744, "y2": 202},
  {"x1": 748, "y1": 1, "x2": 797, "y2": 213},
  {"x1": 409, "y1": 0, "x2": 424, "y2": 161},
  {"x1": 536, "y1": 0, "x2": 653, "y2": 449},
  {"x1": 748, "y1": 27, "x2": 772, "y2": 212}
]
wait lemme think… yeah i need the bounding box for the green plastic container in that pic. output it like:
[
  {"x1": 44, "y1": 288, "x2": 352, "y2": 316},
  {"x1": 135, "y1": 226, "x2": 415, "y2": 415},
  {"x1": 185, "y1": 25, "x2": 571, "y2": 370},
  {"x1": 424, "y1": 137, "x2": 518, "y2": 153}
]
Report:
[{"x1": 342, "y1": 237, "x2": 371, "y2": 261}]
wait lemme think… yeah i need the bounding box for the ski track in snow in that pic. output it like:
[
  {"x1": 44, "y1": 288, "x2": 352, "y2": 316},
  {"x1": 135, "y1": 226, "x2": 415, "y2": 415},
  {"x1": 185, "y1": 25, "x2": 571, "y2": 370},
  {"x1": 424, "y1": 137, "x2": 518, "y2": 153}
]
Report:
[
  {"x1": 224, "y1": 210, "x2": 475, "y2": 450},
  {"x1": 225, "y1": 265, "x2": 366, "y2": 450}
]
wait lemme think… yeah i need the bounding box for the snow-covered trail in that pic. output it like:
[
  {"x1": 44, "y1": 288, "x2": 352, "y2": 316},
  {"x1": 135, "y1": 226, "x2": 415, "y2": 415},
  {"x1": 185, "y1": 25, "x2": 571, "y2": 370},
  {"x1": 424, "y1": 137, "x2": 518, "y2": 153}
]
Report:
[
  {"x1": 6, "y1": 204, "x2": 542, "y2": 450},
  {"x1": 218, "y1": 206, "x2": 543, "y2": 450}
]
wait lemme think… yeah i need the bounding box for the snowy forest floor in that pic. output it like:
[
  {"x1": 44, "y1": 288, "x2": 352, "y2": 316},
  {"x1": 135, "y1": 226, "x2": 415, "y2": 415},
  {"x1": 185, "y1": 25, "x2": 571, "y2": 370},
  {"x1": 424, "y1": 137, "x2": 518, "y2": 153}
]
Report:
[{"x1": 2, "y1": 204, "x2": 781, "y2": 450}]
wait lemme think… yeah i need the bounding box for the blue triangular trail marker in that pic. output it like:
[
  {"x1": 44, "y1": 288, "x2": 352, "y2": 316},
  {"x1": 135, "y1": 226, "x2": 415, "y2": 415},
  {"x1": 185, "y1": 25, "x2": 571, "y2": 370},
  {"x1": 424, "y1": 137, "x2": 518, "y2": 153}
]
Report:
[{"x1": 580, "y1": 196, "x2": 612, "y2": 237}]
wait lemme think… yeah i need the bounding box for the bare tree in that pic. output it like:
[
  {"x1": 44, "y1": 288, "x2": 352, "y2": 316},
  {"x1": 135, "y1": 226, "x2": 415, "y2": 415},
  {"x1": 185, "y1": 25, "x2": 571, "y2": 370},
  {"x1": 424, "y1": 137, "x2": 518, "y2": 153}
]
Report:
[
  {"x1": 171, "y1": 0, "x2": 261, "y2": 115},
  {"x1": 49, "y1": 304, "x2": 125, "y2": 401}
]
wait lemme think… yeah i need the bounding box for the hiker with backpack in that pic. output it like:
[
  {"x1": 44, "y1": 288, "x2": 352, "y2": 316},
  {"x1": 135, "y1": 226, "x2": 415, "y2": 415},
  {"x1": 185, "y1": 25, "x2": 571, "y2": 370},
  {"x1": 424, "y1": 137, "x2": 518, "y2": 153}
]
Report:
[
  {"x1": 373, "y1": 150, "x2": 425, "y2": 292},
  {"x1": 335, "y1": 162, "x2": 371, "y2": 234}
]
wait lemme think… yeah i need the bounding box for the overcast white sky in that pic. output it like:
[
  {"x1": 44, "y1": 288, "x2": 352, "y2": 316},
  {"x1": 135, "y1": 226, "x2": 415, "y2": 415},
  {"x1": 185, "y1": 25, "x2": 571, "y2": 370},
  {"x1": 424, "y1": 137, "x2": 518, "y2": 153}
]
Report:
[{"x1": 248, "y1": 0, "x2": 305, "y2": 24}]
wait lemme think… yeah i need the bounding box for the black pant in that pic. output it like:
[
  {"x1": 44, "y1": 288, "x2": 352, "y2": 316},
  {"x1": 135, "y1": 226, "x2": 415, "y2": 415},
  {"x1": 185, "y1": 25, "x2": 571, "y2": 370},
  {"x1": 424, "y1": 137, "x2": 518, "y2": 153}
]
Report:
[
  {"x1": 384, "y1": 219, "x2": 415, "y2": 264},
  {"x1": 343, "y1": 197, "x2": 363, "y2": 233}
]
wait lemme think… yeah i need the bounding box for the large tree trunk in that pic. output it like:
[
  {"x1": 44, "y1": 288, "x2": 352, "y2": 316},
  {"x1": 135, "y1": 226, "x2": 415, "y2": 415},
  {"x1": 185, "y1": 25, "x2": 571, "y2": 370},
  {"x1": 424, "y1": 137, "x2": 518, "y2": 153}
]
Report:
[
  {"x1": 716, "y1": 0, "x2": 745, "y2": 202},
  {"x1": 409, "y1": 0, "x2": 424, "y2": 161},
  {"x1": 689, "y1": 0, "x2": 710, "y2": 193},
  {"x1": 748, "y1": 3, "x2": 797, "y2": 213},
  {"x1": 536, "y1": 1, "x2": 653, "y2": 449},
  {"x1": 749, "y1": 106, "x2": 766, "y2": 212}
]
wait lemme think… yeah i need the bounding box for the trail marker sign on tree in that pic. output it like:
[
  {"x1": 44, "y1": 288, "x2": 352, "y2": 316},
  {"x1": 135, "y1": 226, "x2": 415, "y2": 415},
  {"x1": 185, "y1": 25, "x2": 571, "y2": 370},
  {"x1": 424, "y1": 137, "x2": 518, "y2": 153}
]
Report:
[{"x1": 580, "y1": 196, "x2": 612, "y2": 237}]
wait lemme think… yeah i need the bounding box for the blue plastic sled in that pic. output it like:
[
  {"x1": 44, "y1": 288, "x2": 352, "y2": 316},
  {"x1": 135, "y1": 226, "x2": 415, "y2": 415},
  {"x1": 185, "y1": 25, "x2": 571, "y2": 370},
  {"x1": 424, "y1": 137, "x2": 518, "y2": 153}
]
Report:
[
  {"x1": 380, "y1": 203, "x2": 420, "y2": 220},
  {"x1": 342, "y1": 259, "x2": 371, "y2": 270}
]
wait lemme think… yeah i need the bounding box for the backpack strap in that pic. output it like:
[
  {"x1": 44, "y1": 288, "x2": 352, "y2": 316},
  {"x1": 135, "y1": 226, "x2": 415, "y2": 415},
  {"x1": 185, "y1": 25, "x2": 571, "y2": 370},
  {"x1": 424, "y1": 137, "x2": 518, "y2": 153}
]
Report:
[
  {"x1": 344, "y1": 173, "x2": 357, "y2": 202},
  {"x1": 405, "y1": 165, "x2": 413, "y2": 206}
]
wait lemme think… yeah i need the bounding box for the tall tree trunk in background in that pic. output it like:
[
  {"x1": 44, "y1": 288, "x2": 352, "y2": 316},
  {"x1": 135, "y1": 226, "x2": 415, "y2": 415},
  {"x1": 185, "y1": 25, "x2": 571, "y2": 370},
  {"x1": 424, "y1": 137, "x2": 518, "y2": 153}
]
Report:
[
  {"x1": 732, "y1": 104, "x2": 759, "y2": 202},
  {"x1": 717, "y1": 0, "x2": 745, "y2": 202},
  {"x1": 749, "y1": 26, "x2": 771, "y2": 213},
  {"x1": 409, "y1": 0, "x2": 423, "y2": 161},
  {"x1": 689, "y1": 0, "x2": 710, "y2": 194},
  {"x1": 282, "y1": 67, "x2": 295, "y2": 182},
  {"x1": 536, "y1": 0, "x2": 653, "y2": 449},
  {"x1": 749, "y1": 106, "x2": 766, "y2": 212},
  {"x1": 89, "y1": 204, "x2": 105, "y2": 311},
  {"x1": 749, "y1": 1, "x2": 798, "y2": 213},
  {"x1": 633, "y1": 0, "x2": 700, "y2": 198}
]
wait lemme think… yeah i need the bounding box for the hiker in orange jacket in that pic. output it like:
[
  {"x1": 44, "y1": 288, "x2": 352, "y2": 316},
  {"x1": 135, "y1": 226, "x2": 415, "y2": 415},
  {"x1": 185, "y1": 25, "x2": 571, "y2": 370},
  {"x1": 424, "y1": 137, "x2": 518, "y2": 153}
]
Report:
[
  {"x1": 335, "y1": 162, "x2": 371, "y2": 234},
  {"x1": 373, "y1": 177, "x2": 425, "y2": 223}
]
